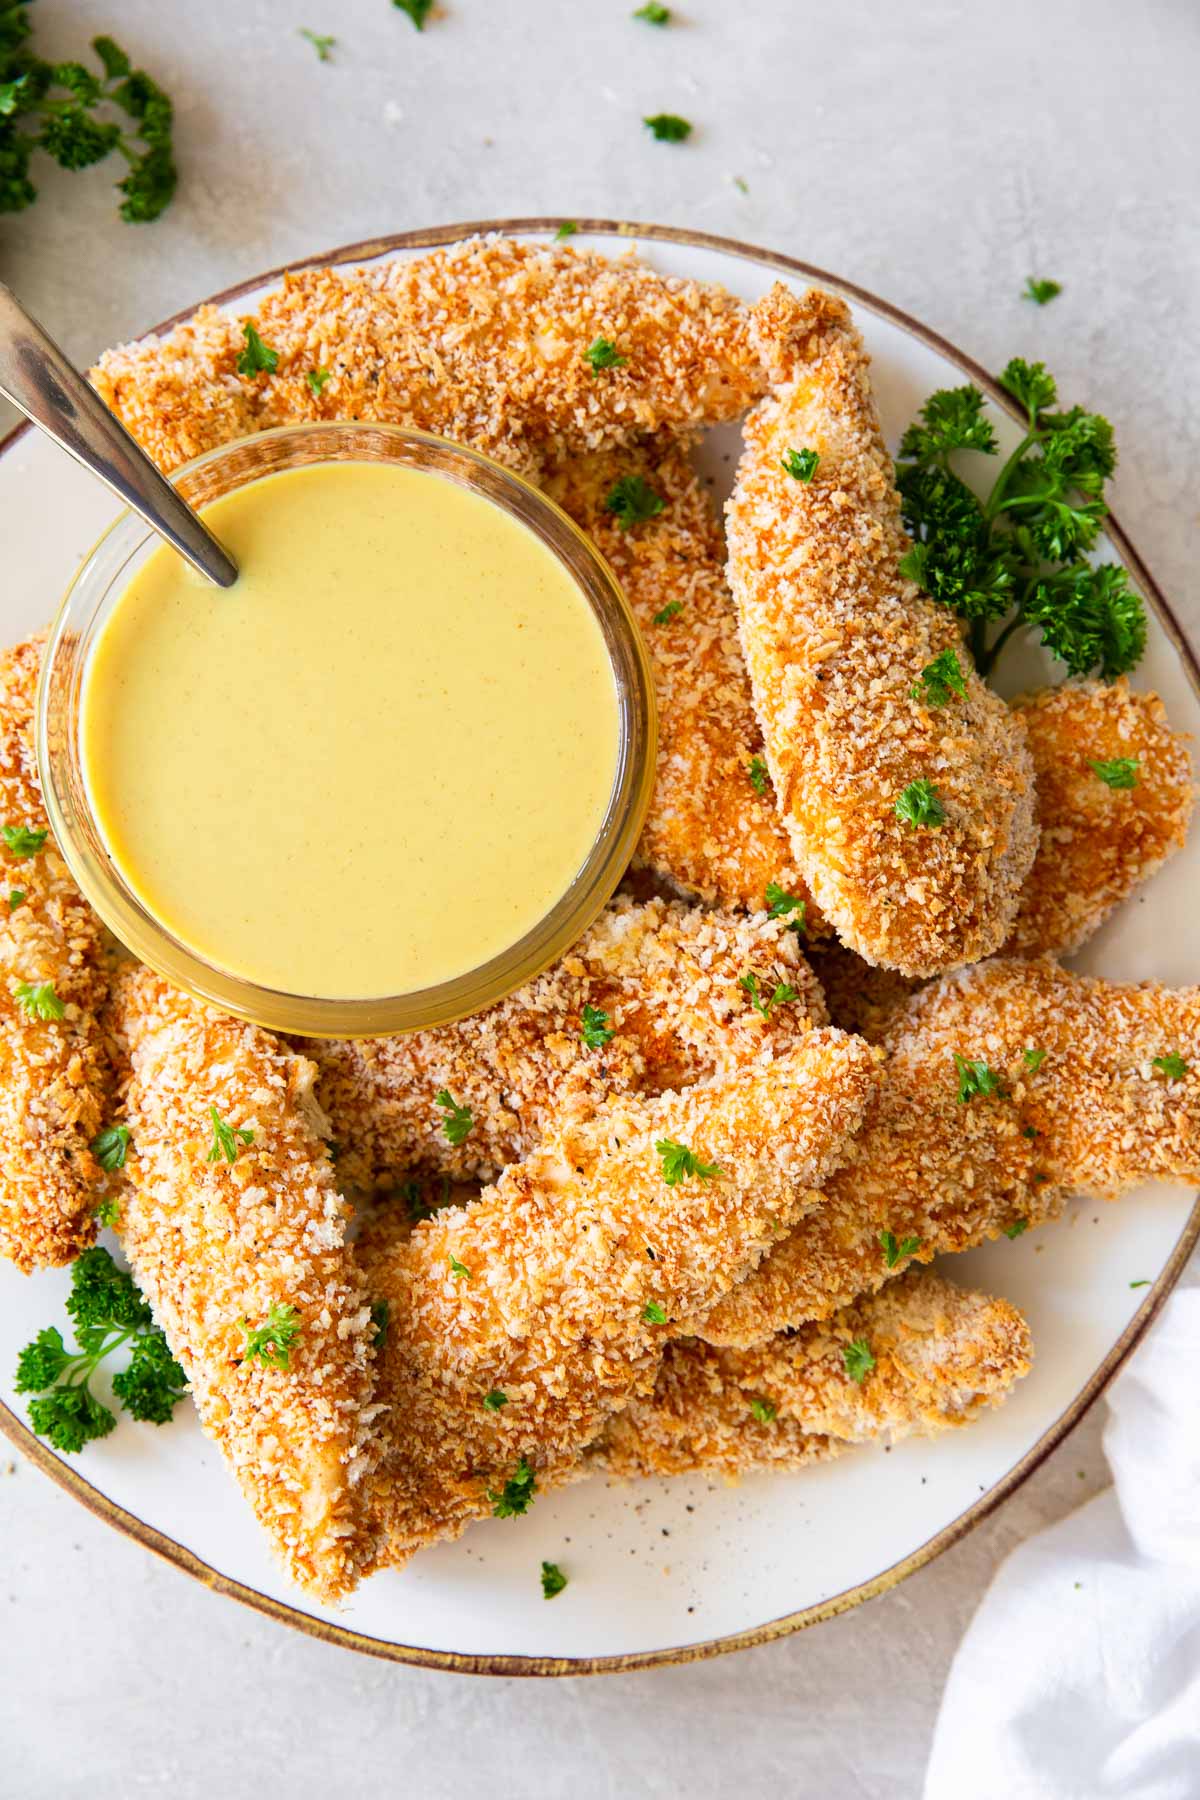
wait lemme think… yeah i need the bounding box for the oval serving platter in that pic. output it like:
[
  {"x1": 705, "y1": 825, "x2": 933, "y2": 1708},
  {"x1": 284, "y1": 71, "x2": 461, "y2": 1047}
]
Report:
[{"x1": 1, "y1": 220, "x2": 1197, "y2": 1675}]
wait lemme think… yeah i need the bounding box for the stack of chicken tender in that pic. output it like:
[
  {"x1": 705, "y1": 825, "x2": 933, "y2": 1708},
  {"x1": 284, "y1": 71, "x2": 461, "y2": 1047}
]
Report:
[{"x1": 2, "y1": 238, "x2": 1196, "y2": 1602}]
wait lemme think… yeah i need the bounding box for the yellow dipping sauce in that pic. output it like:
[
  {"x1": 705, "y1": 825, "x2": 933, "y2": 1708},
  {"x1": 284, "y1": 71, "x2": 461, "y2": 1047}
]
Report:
[{"x1": 81, "y1": 461, "x2": 621, "y2": 999}]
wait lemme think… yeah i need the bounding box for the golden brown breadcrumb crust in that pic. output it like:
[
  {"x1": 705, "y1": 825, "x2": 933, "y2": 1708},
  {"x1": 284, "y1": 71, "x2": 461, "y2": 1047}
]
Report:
[
  {"x1": 0, "y1": 636, "x2": 110, "y2": 1272},
  {"x1": 302, "y1": 895, "x2": 825, "y2": 1191},
  {"x1": 89, "y1": 236, "x2": 763, "y2": 479},
  {"x1": 110, "y1": 966, "x2": 382, "y2": 1600},
  {"x1": 1009, "y1": 679, "x2": 1194, "y2": 955},
  {"x1": 542, "y1": 437, "x2": 815, "y2": 918},
  {"x1": 701, "y1": 957, "x2": 1200, "y2": 1346},
  {"x1": 726, "y1": 284, "x2": 1037, "y2": 977},
  {"x1": 358, "y1": 1029, "x2": 878, "y2": 1564},
  {"x1": 590, "y1": 1268, "x2": 1032, "y2": 1478}
]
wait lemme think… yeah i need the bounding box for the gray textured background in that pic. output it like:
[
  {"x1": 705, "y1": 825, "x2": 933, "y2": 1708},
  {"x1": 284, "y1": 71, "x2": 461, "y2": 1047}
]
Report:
[{"x1": 1, "y1": 1, "x2": 1197, "y2": 1795}]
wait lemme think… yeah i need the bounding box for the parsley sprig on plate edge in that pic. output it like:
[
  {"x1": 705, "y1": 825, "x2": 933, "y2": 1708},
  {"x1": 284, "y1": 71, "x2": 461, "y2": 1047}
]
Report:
[
  {"x1": 897, "y1": 360, "x2": 1145, "y2": 683},
  {"x1": 14, "y1": 1248, "x2": 187, "y2": 1452}
]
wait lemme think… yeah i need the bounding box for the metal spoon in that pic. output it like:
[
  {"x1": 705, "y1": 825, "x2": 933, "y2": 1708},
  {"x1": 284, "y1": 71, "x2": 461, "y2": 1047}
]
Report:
[{"x1": 0, "y1": 282, "x2": 238, "y2": 587}]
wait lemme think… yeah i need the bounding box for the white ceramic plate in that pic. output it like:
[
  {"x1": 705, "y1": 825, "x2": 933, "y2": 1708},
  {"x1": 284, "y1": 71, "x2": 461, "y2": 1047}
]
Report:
[{"x1": 1, "y1": 221, "x2": 1197, "y2": 1675}]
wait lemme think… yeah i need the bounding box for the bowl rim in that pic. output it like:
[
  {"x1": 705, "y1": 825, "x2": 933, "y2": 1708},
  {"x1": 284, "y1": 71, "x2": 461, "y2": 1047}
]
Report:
[
  {"x1": 2, "y1": 215, "x2": 1197, "y2": 1678},
  {"x1": 35, "y1": 418, "x2": 657, "y2": 1037}
]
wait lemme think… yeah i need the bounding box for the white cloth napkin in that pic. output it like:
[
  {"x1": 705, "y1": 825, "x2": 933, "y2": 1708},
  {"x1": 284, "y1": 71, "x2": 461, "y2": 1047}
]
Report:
[{"x1": 924, "y1": 1289, "x2": 1200, "y2": 1800}]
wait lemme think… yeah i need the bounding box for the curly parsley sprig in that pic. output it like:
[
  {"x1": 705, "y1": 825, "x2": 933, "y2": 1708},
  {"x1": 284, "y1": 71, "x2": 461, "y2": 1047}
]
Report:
[
  {"x1": 14, "y1": 1247, "x2": 186, "y2": 1452},
  {"x1": 896, "y1": 361, "x2": 1144, "y2": 683}
]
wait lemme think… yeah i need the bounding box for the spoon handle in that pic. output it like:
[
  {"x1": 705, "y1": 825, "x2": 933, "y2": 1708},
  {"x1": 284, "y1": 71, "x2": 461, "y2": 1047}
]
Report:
[{"x1": 0, "y1": 282, "x2": 238, "y2": 588}]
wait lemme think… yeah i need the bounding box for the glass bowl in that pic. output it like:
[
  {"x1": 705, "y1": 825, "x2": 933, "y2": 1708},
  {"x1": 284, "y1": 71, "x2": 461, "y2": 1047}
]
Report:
[{"x1": 37, "y1": 423, "x2": 657, "y2": 1037}]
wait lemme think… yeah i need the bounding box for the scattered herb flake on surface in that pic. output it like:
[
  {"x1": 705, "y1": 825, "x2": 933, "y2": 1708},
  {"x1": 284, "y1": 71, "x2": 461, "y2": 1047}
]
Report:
[
  {"x1": 954, "y1": 1052, "x2": 1005, "y2": 1103},
  {"x1": 764, "y1": 882, "x2": 807, "y2": 935},
  {"x1": 488, "y1": 1456, "x2": 537, "y2": 1518},
  {"x1": 1004, "y1": 1219, "x2": 1030, "y2": 1239},
  {"x1": 2, "y1": 824, "x2": 46, "y2": 859},
  {"x1": 749, "y1": 1397, "x2": 777, "y2": 1424},
  {"x1": 1022, "y1": 1049, "x2": 1047, "y2": 1072},
  {"x1": 894, "y1": 779, "x2": 946, "y2": 830},
  {"x1": 434, "y1": 1088, "x2": 473, "y2": 1145},
  {"x1": 644, "y1": 112, "x2": 691, "y2": 142},
  {"x1": 748, "y1": 755, "x2": 769, "y2": 795},
  {"x1": 604, "y1": 474, "x2": 664, "y2": 530},
  {"x1": 1152, "y1": 1052, "x2": 1188, "y2": 1080},
  {"x1": 448, "y1": 1254, "x2": 471, "y2": 1280},
  {"x1": 239, "y1": 1303, "x2": 301, "y2": 1371},
  {"x1": 843, "y1": 1339, "x2": 875, "y2": 1383},
  {"x1": 306, "y1": 367, "x2": 331, "y2": 396},
  {"x1": 91, "y1": 1124, "x2": 131, "y2": 1171},
  {"x1": 655, "y1": 1139, "x2": 720, "y2": 1186},
  {"x1": 583, "y1": 336, "x2": 627, "y2": 375},
  {"x1": 370, "y1": 1299, "x2": 390, "y2": 1349},
  {"x1": 14, "y1": 979, "x2": 63, "y2": 1021},
  {"x1": 206, "y1": 1104, "x2": 253, "y2": 1164},
  {"x1": 910, "y1": 648, "x2": 967, "y2": 707},
  {"x1": 299, "y1": 28, "x2": 335, "y2": 60},
  {"x1": 483, "y1": 1389, "x2": 508, "y2": 1411},
  {"x1": 94, "y1": 1197, "x2": 119, "y2": 1228},
  {"x1": 1023, "y1": 277, "x2": 1062, "y2": 306},
  {"x1": 781, "y1": 447, "x2": 820, "y2": 482},
  {"x1": 1090, "y1": 757, "x2": 1139, "y2": 790},
  {"x1": 1129, "y1": 1279, "x2": 1151, "y2": 1289},
  {"x1": 554, "y1": 221, "x2": 577, "y2": 239},
  {"x1": 541, "y1": 1559, "x2": 568, "y2": 1598},
  {"x1": 653, "y1": 600, "x2": 682, "y2": 625},
  {"x1": 7, "y1": 888, "x2": 24, "y2": 910},
  {"x1": 393, "y1": 0, "x2": 434, "y2": 27},
  {"x1": 580, "y1": 1004, "x2": 614, "y2": 1050},
  {"x1": 880, "y1": 1230, "x2": 922, "y2": 1269},
  {"x1": 634, "y1": 1, "x2": 670, "y2": 19},
  {"x1": 236, "y1": 322, "x2": 278, "y2": 377},
  {"x1": 641, "y1": 1299, "x2": 667, "y2": 1324},
  {"x1": 739, "y1": 971, "x2": 798, "y2": 1019}
]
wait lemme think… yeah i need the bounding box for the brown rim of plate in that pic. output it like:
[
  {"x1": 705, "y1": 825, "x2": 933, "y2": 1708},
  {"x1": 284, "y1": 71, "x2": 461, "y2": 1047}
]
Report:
[{"x1": 1, "y1": 217, "x2": 1197, "y2": 1678}]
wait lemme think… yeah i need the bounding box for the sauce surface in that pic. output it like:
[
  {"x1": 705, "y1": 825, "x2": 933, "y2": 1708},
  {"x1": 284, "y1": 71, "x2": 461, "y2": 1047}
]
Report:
[{"x1": 82, "y1": 461, "x2": 620, "y2": 998}]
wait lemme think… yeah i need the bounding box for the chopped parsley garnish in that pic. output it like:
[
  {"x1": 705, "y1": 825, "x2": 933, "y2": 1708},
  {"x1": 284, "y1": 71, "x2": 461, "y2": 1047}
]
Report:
[
  {"x1": 306, "y1": 366, "x2": 331, "y2": 396},
  {"x1": 655, "y1": 1139, "x2": 720, "y2": 1186},
  {"x1": 0, "y1": 24, "x2": 178, "y2": 224},
  {"x1": 843, "y1": 1339, "x2": 875, "y2": 1384},
  {"x1": 764, "y1": 882, "x2": 807, "y2": 935},
  {"x1": 14, "y1": 979, "x2": 63, "y2": 1021},
  {"x1": 604, "y1": 474, "x2": 665, "y2": 530},
  {"x1": 8, "y1": 888, "x2": 24, "y2": 910},
  {"x1": 483, "y1": 1389, "x2": 508, "y2": 1411},
  {"x1": 370, "y1": 1299, "x2": 390, "y2": 1349},
  {"x1": 401, "y1": 1179, "x2": 435, "y2": 1223},
  {"x1": 1022, "y1": 1049, "x2": 1047, "y2": 1072},
  {"x1": 910, "y1": 648, "x2": 967, "y2": 707},
  {"x1": 393, "y1": 0, "x2": 434, "y2": 27},
  {"x1": 880, "y1": 1230, "x2": 922, "y2": 1269},
  {"x1": 554, "y1": 221, "x2": 577, "y2": 239},
  {"x1": 1004, "y1": 1219, "x2": 1029, "y2": 1239},
  {"x1": 641, "y1": 1299, "x2": 667, "y2": 1325},
  {"x1": 896, "y1": 362, "x2": 1144, "y2": 682},
  {"x1": 1129, "y1": 1279, "x2": 1151, "y2": 1289},
  {"x1": 434, "y1": 1088, "x2": 473, "y2": 1145},
  {"x1": 580, "y1": 1003, "x2": 614, "y2": 1050},
  {"x1": 541, "y1": 1560, "x2": 568, "y2": 1599},
  {"x1": 894, "y1": 779, "x2": 946, "y2": 830},
  {"x1": 298, "y1": 28, "x2": 336, "y2": 60},
  {"x1": 14, "y1": 1247, "x2": 186, "y2": 1451},
  {"x1": 206, "y1": 1104, "x2": 254, "y2": 1164},
  {"x1": 2, "y1": 824, "x2": 46, "y2": 858},
  {"x1": 236, "y1": 322, "x2": 278, "y2": 378},
  {"x1": 644, "y1": 112, "x2": 692, "y2": 142},
  {"x1": 1023, "y1": 1125, "x2": 1040, "y2": 1140},
  {"x1": 954, "y1": 1052, "x2": 1005, "y2": 1103},
  {"x1": 781, "y1": 447, "x2": 820, "y2": 482},
  {"x1": 653, "y1": 600, "x2": 682, "y2": 625},
  {"x1": 583, "y1": 336, "x2": 627, "y2": 375},
  {"x1": 749, "y1": 1397, "x2": 777, "y2": 1424},
  {"x1": 1152, "y1": 1052, "x2": 1188, "y2": 1080},
  {"x1": 633, "y1": 1, "x2": 671, "y2": 20},
  {"x1": 91, "y1": 1123, "x2": 131, "y2": 1172},
  {"x1": 488, "y1": 1456, "x2": 537, "y2": 1518},
  {"x1": 1023, "y1": 277, "x2": 1062, "y2": 306},
  {"x1": 239, "y1": 1303, "x2": 301, "y2": 1371},
  {"x1": 1090, "y1": 757, "x2": 1139, "y2": 790},
  {"x1": 739, "y1": 971, "x2": 798, "y2": 1019},
  {"x1": 448, "y1": 1254, "x2": 471, "y2": 1280},
  {"x1": 748, "y1": 755, "x2": 769, "y2": 795},
  {"x1": 94, "y1": 1196, "x2": 119, "y2": 1228}
]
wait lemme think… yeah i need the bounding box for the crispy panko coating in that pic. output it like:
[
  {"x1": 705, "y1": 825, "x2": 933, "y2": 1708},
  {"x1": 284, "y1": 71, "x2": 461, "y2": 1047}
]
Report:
[
  {"x1": 725, "y1": 284, "x2": 1037, "y2": 977},
  {"x1": 90, "y1": 236, "x2": 762, "y2": 479},
  {"x1": 357, "y1": 1029, "x2": 878, "y2": 1563},
  {"x1": 701, "y1": 957, "x2": 1200, "y2": 1347},
  {"x1": 589, "y1": 1268, "x2": 1031, "y2": 1479},
  {"x1": 110, "y1": 966, "x2": 382, "y2": 1600},
  {"x1": 0, "y1": 636, "x2": 110, "y2": 1272},
  {"x1": 542, "y1": 437, "x2": 813, "y2": 917},
  {"x1": 1008, "y1": 679, "x2": 1193, "y2": 956},
  {"x1": 301, "y1": 895, "x2": 825, "y2": 1191}
]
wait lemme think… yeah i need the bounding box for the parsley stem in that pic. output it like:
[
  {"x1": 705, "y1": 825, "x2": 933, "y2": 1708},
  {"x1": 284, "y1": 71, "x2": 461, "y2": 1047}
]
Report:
[
  {"x1": 976, "y1": 609, "x2": 1028, "y2": 679},
  {"x1": 982, "y1": 429, "x2": 1041, "y2": 522}
]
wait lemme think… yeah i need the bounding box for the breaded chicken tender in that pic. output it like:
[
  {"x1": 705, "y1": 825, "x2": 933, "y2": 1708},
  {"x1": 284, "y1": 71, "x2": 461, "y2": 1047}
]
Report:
[
  {"x1": 701, "y1": 958, "x2": 1200, "y2": 1347},
  {"x1": 358, "y1": 1030, "x2": 878, "y2": 1563},
  {"x1": 90, "y1": 237, "x2": 763, "y2": 479},
  {"x1": 543, "y1": 438, "x2": 812, "y2": 917},
  {"x1": 1008, "y1": 679, "x2": 1193, "y2": 955},
  {"x1": 110, "y1": 966, "x2": 382, "y2": 1600},
  {"x1": 589, "y1": 1268, "x2": 1032, "y2": 1479},
  {"x1": 302, "y1": 895, "x2": 824, "y2": 1191},
  {"x1": 726, "y1": 285, "x2": 1037, "y2": 977},
  {"x1": 0, "y1": 636, "x2": 111, "y2": 1272}
]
